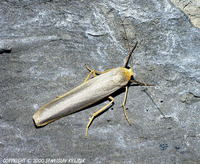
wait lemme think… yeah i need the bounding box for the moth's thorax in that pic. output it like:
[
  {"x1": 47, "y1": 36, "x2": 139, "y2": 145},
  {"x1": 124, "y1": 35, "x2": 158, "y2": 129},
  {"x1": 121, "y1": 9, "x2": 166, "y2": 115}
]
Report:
[
  {"x1": 110, "y1": 67, "x2": 133, "y2": 87},
  {"x1": 121, "y1": 68, "x2": 135, "y2": 81}
]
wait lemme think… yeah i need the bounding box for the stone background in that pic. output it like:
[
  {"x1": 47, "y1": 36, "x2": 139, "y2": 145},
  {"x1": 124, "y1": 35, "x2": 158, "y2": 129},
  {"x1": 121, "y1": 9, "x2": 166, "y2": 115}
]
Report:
[{"x1": 0, "y1": 0, "x2": 200, "y2": 163}]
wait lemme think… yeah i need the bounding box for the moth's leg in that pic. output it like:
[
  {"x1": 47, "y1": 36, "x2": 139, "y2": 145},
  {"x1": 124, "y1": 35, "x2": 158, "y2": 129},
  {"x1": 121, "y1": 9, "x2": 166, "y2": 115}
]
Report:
[
  {"x1": 86, "y1": 64, "x2": 120, "y2": 79},
  {"x1": 56, "y1": 70, "x2": 94, "y2": 98},
  {"x1": 82, "y1": 71, "x2": 93, "y2": 83},
  {"x1": 130, "y1": 79, "x2": 155, "y2": 86},
  {"x1": 86, "y1": 64, "x2": 105, "y2": 73},
  {"x1": 82, "y1": 64, "x2": 102, "y2": 84},
  {"x1": 122, "y1": 86, "x2": 131, "y2": 125},
  {"x1": 85, "y1": 96, "x2": 114, "y2": 139},
  {"x1": 56, "y1": 71, "x2": 93, "y2": 98},
  {"x1": 86, "y1": 64, "x2": 114, "y2": 75}
]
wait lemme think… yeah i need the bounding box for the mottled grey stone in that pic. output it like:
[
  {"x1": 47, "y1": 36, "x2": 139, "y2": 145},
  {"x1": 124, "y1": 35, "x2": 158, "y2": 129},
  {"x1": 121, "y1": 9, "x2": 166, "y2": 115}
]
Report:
[{"x1": 0, "y1": 0, "x2": 200, "y2": 164}]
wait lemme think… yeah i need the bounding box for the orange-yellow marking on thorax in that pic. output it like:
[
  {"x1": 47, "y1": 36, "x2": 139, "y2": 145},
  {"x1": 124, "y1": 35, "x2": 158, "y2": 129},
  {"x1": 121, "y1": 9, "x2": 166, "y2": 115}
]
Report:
[{"x1": 122, "y1": 68, "x2": 135, "y2": 81}]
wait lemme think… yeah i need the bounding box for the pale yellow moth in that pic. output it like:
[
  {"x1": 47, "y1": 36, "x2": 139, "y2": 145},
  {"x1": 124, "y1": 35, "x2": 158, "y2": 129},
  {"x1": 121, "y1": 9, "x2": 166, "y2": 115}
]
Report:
[{"x1": 33, "y1": 42, "x2": 165, "y2": 138}]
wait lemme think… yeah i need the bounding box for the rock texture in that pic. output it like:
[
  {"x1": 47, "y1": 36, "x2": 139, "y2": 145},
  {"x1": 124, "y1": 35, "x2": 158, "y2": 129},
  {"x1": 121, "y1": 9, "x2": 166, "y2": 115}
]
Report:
[
  {"x1": 171, "y1": 0, "x2": 200, "y2": 28},
  {"x1": 0, "y1": 0, "x2": 200, "y2": 163}
]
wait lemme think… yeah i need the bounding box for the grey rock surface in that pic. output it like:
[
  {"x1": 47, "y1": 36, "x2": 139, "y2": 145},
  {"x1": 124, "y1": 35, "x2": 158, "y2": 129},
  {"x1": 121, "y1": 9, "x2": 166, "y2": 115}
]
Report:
[{"x1": 0, "y1": 0, "x2": 200, "y2": 163}]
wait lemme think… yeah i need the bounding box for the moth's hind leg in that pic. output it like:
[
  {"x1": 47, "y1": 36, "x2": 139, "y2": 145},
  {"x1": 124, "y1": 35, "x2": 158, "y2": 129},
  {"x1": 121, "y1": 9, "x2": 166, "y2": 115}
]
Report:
[
  {"x1": 85, "y1": 96, "x2": 114, "y2": 139},
  {"x1": 122, "y1": 86, "x2": 131, "y2": 125}
]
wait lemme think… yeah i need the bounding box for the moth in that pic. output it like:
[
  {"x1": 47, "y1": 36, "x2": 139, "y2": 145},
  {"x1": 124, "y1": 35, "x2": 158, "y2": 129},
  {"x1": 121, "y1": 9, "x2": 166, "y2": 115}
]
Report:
[{"x1": 33, "y1": 42, "x2": 165, "y2": 138}]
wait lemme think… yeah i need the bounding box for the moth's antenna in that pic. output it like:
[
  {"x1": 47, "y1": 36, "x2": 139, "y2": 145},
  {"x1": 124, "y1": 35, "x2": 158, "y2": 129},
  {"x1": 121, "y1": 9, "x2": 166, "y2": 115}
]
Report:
[
  {"x1": 134, "y1": 74, "x2": 166, "y2": 117},
  {"x1": 122, "y1": 41, "x2": 138, "y2": 68},
  {"x1": 122, "y1": 19, "x2": 136, "y2": 68},
  {"x1": 122, "y1": 19, "x2": 130, "y2": 51}
]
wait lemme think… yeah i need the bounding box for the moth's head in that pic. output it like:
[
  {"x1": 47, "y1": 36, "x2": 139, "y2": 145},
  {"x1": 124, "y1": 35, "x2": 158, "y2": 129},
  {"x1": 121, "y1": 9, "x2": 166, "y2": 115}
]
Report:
[
  {"x1": 129, "y1": 67, "x2": 136, "y2": 81},
  {"x1": 122, "y1": 67, "x2": 136, "y2": 81},
  {"x1": 124, "y1": 64, "x2": 135, "y2": 74}
]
